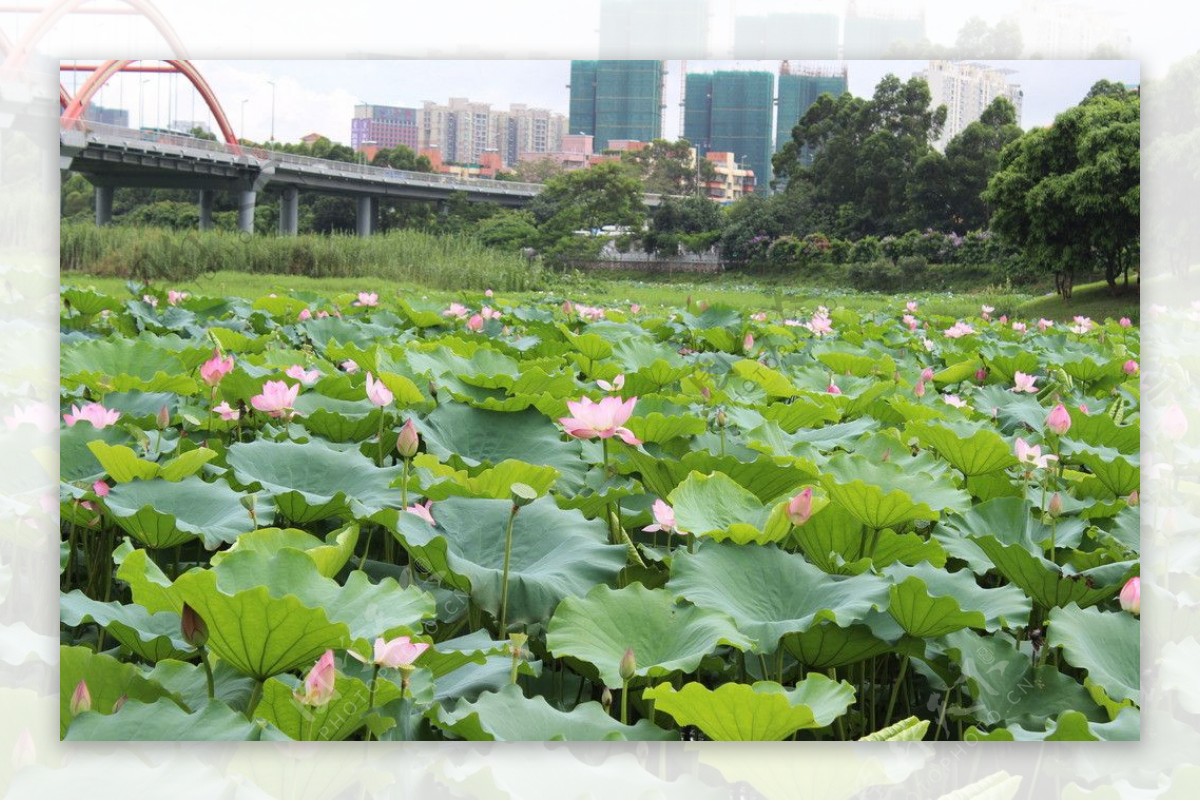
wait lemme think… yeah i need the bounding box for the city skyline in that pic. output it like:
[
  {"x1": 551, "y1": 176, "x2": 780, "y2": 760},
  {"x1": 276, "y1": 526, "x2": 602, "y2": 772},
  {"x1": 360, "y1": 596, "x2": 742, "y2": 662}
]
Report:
[{"x1": 67, "y1": 58, "x2": 1138, "y2": 149}]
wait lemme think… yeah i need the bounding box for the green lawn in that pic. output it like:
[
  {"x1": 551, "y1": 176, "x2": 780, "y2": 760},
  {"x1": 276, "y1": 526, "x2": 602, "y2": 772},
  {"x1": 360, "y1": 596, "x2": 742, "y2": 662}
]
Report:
[{"x1": 1015, "y1": 280, "x2": 1140, "y2": 325}]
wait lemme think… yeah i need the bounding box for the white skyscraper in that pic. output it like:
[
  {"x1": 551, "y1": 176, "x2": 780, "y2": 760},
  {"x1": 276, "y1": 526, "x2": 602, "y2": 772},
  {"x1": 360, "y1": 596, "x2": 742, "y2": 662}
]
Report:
[{"x1": 918, "y1": 61, "x2": 1023, "y2": 152}]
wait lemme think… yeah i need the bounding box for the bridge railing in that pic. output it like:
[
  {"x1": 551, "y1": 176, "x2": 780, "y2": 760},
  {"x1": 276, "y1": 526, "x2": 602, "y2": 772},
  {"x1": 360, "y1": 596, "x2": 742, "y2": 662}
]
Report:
[{"x1": 61, "y1": 119, "x2": 544, "y2": 196}]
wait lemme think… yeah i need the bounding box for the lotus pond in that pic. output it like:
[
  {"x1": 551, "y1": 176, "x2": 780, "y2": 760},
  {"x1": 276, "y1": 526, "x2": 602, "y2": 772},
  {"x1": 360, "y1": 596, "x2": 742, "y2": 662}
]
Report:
[{"x1": 57, "y1": 284, "x2": 1140, "y2": 741}]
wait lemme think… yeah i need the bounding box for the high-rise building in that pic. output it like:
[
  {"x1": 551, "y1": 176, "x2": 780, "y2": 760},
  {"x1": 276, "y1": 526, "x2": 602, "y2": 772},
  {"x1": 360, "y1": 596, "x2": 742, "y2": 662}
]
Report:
[
  {"x1": 496, "y1": 104, "x2": 568, "y2": 166},
  {"x1": 733, "y1": 13, "x2": 840, "y2": 59},
  {"x1": 684, "y1": 70, "x2": 774, "y2": 193},
  {"x1": 775, "y1": 63, "x2": 848, "y2": 158},
  {"x1": 569, "y1": 60, "x2": 664, "y2": 152},
  {"x1": 418, "y1": 99, "x2": 566, "y2": 167},
  {"x1": 843, "y1": 1, "x2": 925, "y2": 58},
  {"x1": 916, "y1": 61, "x2": 1023, "y2": 151},
  {"x1": 352, "y1": 104, "x2": 420, "y2": 151}
]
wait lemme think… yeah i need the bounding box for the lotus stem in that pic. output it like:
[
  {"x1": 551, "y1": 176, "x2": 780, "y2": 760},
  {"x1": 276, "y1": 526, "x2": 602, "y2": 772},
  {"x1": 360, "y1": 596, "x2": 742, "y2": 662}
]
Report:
[
  {"x1": 621, "y1": 679, "x2": 629, "y2": 725},
  {"x1": 375, "y1": 412, "x2": 386, "y2": 467},
  {"x1": 357, "y1": 525, "x2": 375, "y2": 572},
  {"x1": 365, "y1": 664, "x2": 380, "y2": 741},
  {"x1": 884, "y1": 655, "x2": 909, "y2": 726},
  {"x1": 199, "y1": 646, "x2": 215, "y2": 700},
  {"x1": 498, "y1": 503, "x2": 519, "y2": 634},
  {"x1": 246, "y1": 679, "x2": 263, "y2": 721},
  {"x1": 64, "y1": 506, "x2": 80, "y2": 593}
]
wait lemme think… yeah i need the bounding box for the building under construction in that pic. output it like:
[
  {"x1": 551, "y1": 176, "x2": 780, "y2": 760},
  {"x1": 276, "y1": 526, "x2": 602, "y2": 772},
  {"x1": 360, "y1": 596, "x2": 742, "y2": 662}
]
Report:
[
  {"x1": 568, "y1": 60, "x2": 664, "y2": 152},
  {"x1": 683, "y1": 70, "x2": 775, "y2": 193},
  {"x1": 775, "y1": 61, "x2": 849, "y2": 160}
]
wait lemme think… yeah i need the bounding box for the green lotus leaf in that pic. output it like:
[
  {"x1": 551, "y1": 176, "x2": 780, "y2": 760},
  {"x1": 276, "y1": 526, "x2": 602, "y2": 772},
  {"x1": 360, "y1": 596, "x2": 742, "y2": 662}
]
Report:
[
  {"x1": 226, "y1": 439, "x2": 404, "y2": 522},
  {"x1": 66, "y1": 698, "x2": 264, "y2": 741},
  {"x1": 406, "y1": 455, "x2": 559, "y2": 501},
  {"x1": 432, "y1": 684, "x2": 675, "y2": 741},
  {"x1": 968, "y1": 536, "x2": 1136, "y2": 610},
  {"x1": 794, "y1": 501, "x2": 947, "y2": 574},
  {"x1": 643, "y1": 675, "x2": 855, "y2": 740},
  {"x1": 60, "y1": 424, "x2": 135, "y2": 482},
  {"x1": 1047, "y1": 604, "x2": 1139, "y2": 706},
  {"x1": 624, "y1": 450, "x2": 816, "y2": 504},
  {"x1": 60, "y1": 590, "x2": 190, "y2": 663},
  {"x1": 302, "y1": 316, "x2": 399, "y2": 350},
  {"x1": 782, "y1": 612, "x2": 910, "y2": 669},
  {"x1": 821, "y1": 452, "x2": 970, "y2": 530},
  {"x1": 667, "y1": 541, "x2": 890, "y2": 653},
  {"x1": 667, "y1": 471, "x2": 791, "y2": 545},
  {"x1": 61, "y1": 336, "x2": 191, "y2": 385},
  {"x1": 885, "y1": 563, "x2": 1031, "y2": 637},
  {"x1": 419, "y1": 630, "x2": 511, "y2": 679},
  {"x1": 547, "y1": 583, "x2": 753, "y2": 688},
  {"x1": 255, "y1": 669, "x2": 399, "y2": 741},
  {"x1": 859, "y1": 716, "x2": 929, "y2": 741},
  {"x1": 979, "y1": 346, "x2": 1039, "y2": 383},
  {"x1": 1064, "y1": 407, "x2": 1139, "y2": 455},
  {"x1": 209, "y1": 524, "x2": 359, "y2": 578},
  {"x1": 970, "y1": 386, "x2": 1052, "y2": 433},
  {"x1": 60, "y1": 645, "x2": 180, "y2": 737},
  {"x1": 749, "y1": 417, "x2": 878, "y2": 453},
  {"x1": 377, "y1": 496, "x2": 626, "y2": 627},
  {"x1": 87, "y1": 441, "x2": 216, "y2": 483},
  {"x1": 816, "y1": 349, "x2": 894, "y2": 378},
  {"x1": 944, "y1": 628, "x2": 1103, "y2": 728},
  {"x1": 395, "y1": 298, "x2": 449, "y2": 328},
  {"x1": 1063, "y1": 444, "x2": 1139, "y2": 497},
  {"x1": 965, "y1": 707, "x2": 1139, "y2": 741},
  {"x1": 144, "y1": 659, "x2": 257, "y2": 713},
  {"x1": 104, "y1": 476, "x2": 258, "y2": 550},
  {"x1": 732, "y1": 359, "x2": 799, "y2": 398},
  {"x1": 1059, "y1": 354, "x2": 1123, "y2": 384},
  {"x1": 114, "y1": 546, "x2": 179, "y2": 613},
  {"x1": 759, "y1": 397, "x2": 840, "y2": 432},
  {"x1": 933, "y1": 357, "x2": 984, "y2": 386},
  {"x1": 407, "y1": 344, "x2": 522, "y2": 388},
  {"x1": 906, "y1": 419, "x2": 1019, "y2": 476},
  {"x1": 291, "y1": 394, "x2": 382, "y2": 442},
  {"x1": 62, "y1": 287, "x2": 117, "y2": 316},
  {"x1": 626, "y1": 412, "x2": 707, "y2": 444}
]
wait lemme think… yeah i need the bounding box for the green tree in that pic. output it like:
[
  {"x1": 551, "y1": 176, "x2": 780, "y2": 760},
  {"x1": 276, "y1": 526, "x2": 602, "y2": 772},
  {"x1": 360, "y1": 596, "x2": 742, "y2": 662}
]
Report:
[
  {"x1": 528, "y1": 161, "x2": 646, "y2": 248},
  {"x1": 619, "y1": 138, "x2": 717, "y2": 196},
  {"x1": 984, "y1": 83, "x2": 1139, "y2": 297},
  {"x1": 370, "y1": 145, "x2": 433, "y2": 172},
  {"x1": 644, "y1": 195, "x2": 724, "y2": 254},
  {"x1": 512, "y1": 158, "x2": 568, "y2": 183},
  {"x1": 474, "y1": 210, "x2": 540, "y2": 251}
]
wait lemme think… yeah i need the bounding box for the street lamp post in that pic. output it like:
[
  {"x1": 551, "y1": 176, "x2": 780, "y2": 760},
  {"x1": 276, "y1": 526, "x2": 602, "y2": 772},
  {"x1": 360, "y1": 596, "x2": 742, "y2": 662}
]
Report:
[
  {"x1": 240, "y1": 99, "x2": 248, "y2": 142},
  {"x1": 139, "y1": 78, "x2": 150, "y2": 129},
  {"x1": 267, "y1": 80, "x2": 276, "y2": 142}
]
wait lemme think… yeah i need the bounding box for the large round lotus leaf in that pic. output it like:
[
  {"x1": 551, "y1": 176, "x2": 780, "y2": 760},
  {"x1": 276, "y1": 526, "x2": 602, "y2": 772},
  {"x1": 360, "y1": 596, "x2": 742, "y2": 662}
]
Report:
[
  {"x1": 172, "y1": 568, "x2": 349, "y2": 681},
  {"x1": 62, "y1": 287, "x2": 117, "y2": 316},
  {"x1": 944, "y1": 628, "x2": 1102, "y2": 727},
  {"x1": 967, "y1": 707, "x2": 1139, "y2": 742},
  {"x1": 1063, "y1": 444, "x2": 1140, "y2": 497},
  {"x1": 934, "y1": 497, "x2": 1086, "y2": 572},
  {"x1": 625, "y1": 450, "x2": 816, "y2": 504},
  {"x1": 225, "y1": 439, "x2": 404, "y2": 522},
  {"x1": 65, "y1": 698, "x2": 264, "y2": 741},
  {"x1": 209, "y1": 524, "x2": 359, "y2": 578},
  {"x1": 547, "y1": 582, "x2": 753, "y2": 688},
  {"x1": 859, "y1": 716, "x2": 930, "y2": 741},
  {"x1": 906, "y1": 419, "x2": 1019, "y2": 476},
  {"x1": 60, "y1": 424, "x2": 133, "y2": 482},
  {"x1": 432, "y1": 684, "x2": 676, "y2": 741},
  {"x1": 104, "y1": 475, "x2": 257, "y2": 550},
  {"x1": 406, "y1": 455, "x2": 559, "y2": 502},
  {"x1": 782, "y1": 610, "x2": 911, "y2": 669},
  {"x1": 1064, "y1": 408, "x2": 1139, "y2": 455},
  {"x1": 969, "y1": 538, "x2": 1136, "y2": 610},
  {"x1": 378, "y1": 496, "x2": 625, "y2": 627},
  {"x1": 666, "y1": 542, "x2": 890, "y2": 653},
  {"x1": 820, "y1": 452, "x2": 970, "y2": 530},
  {"x1": 291, "y1": 393, "x2": 382, "y2": 442},
  {"x1": 418, "y1": 405, "x2": 588, "y2": 490},
  {"x1": 255, "y1": 670, "x2": 399, "y2": 741},
  {"x1": 60, "y1": 590, "x2": 190, "y2": 663},
  {"x1": 667, "y1": 471, "x2": 791, "y2": 545},
  {"x1": 1048, "y1": 604, "x2": 1139, "y2": 706},
  {"x1": 59, "y1": 645, "x2": 179, "y2": 737},
  {"x1": 643, "y1": 675, "x2": 855, "y2": 740},
  {"x1": 885, "y1": 562, "x2": 1031, "y2": 637},
  {"x1": 61, "y1": 337, "x2": 187, "y2": 383}
]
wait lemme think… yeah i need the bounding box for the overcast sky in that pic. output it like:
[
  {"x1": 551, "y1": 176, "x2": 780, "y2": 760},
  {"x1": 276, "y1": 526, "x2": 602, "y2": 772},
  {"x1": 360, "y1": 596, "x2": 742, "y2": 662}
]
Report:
[{"x1": 73, "y1": 59, "x2": 1138, "y2": 146}]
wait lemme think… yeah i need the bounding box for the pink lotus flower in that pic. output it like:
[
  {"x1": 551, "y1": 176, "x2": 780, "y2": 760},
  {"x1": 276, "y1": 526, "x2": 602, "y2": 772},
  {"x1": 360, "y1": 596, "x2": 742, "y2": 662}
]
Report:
[
  {"x1": 1119, "y1": 577, "x2": 1140, "y2": 615},
  {"x1": 354, "y1": 292, "x2": 379, "y2": 308},
  {"x1": 922, "y1": 338, "x2": 935, "y2": 351},
  {"x1": 630, "y1": 303, "x2": 641, "y2": 314},
  {"x1": 142, "y1": 294, "x2": 158, "y2": 308},
  {"x1": 576, "y1": 304, "x2": 606, "y2": 322},
  {"x1": 396, "y1": 418, "x2": 420, "y2": 458},
  {"x1": 1014, "y1": 437, "x2": 1057, "y2": 470},
  {"x1": 943, "y1": 321, "x2": 975, "y2": 338},
  {"x1": 11, "y1": 728, "x2": 34, "y2": 769},
  {"x1": 1037, "y1": 318, "x2": 1054, "y2": 332},
  {"x1": 1127, "y1": 490, "x2": 1139, "y2": 506},
  {"x1": 906, "y1": 301, "x2": 918, "y2": 313},
  {"x1": 787, "y1": 488, "x2": 813, "y2": 526},
  {"x1": 481, "y1": 306, "x2": 502, "y2": 320},
  {"x1": 1046, "y1": 403, "x2": 1072, "y2": 436},
  {"x1": 597, "y1": 374, "x2": 625, "y2": 393},
  {"x1": 1123, "y1": 360, "x2": 1138, "y2": 375},
  {"x1": 1078, "y1": 403, "x2": 1089, "y2": 415},
  {"x1": 485, "y1": 288, "x2": 494, "y2": 298},
  {"x1": 974, "y1": 368, "x2": 988, "y2": 383},
  {"x1": 743, "y1": 332, "x2": 755, "y2": 352},
  {"x1": 920, "y1": 367, "x2": 935, "y2": 382},
  {"x1": 4, "y1": 402, "x2": 56, "y2": 432},
  {"x1": 1119, "y1": 317, "x2": 1132, "y2": 328},
  {"x1": 201, "y1": 351, "x2": 235, "y2": 387},
  {"x1": 285, "y1": 364, "x2": 321, "y2": 385},
  {"x1": 902, "y1": 314, "x2": 918, "y2": 330},
  {"x1": 443, "y1": 303, "x2": 470, "y2": 319},
  {"x1": 407, "y1": 499, "x2": 435, "y2": 526},
  {"x1": 1012, "y1": 321, "x2": 1027, "y2": 333},
  {"x1": 294, "y1": 650, "x2": 337, "y2": 707},
  {"x1": 1012, "y1": 372, "x2": 1038, "y2": 393},
  {"x1": 70, "y1": 680, "x2": 91, "y2": 716},
  {"x1": 914, "y1": 379, "x2": 926, "y2": 398},
  {"x1": 93, "y1": 480, "x2": 110, "y2": 498},
  {"x1": 341, "y1": 359, "x2": 359, "y2": 374},
  {"x1": 250, "y1": 380, "x2": 299, "y2": 418},
  {"x1": 804, "y1": 313, "x2": 833, "y2": 336},
  {"x1": 562, "y1": 300, "x2": 574, "y2": 316},
  {"x1": 941, "y1": 394, "x2": 968, "y2": 409},
  {"x1": 365, "y1": 372, "x2": 393, "y2": 407},
  {"x1": 298, "y1": 308, "x2": 312, "y2": 321},
  {"x1": 1071, "y1": 315, "x2": 1093, "y2": 333},
  {"x1": 751, "y1": 311, "x2": 768, "y2": 322},
  {"x1": 466, "y1": 314, "x2": 484, "y2": 332},
  {"x1": 826, "y1": 380, "x2": 841, "y2": 395},
  {"x1": 317, "y1": 310, "x2": 330, "y2": 319},
  {"x1": 63, "y1": 403, "x2": 120, "y2": 429},
  {"x1": 213, "y1": 401, "x2": 240, "y2": 421},
  {"x1": 167, "y1": 290, "x2": 189, "y2": 306},
  {"x1": 643, "y1": 499, "x2": 677, "y2": 534},
  {"x1": 559, "y1": 396, "x2": 641, "y2": 445},
  {"x1": 371, "y1": 635, "x2": 430, "y2": 669},
  {"x1": 999, "y1": 315, "x2": 1007, "y2": 324}
]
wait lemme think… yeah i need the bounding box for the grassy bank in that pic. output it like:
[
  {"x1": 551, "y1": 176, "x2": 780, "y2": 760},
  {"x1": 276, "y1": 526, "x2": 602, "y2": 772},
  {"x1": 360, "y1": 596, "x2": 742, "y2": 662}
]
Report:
[{"x1": 60, "y1": 224, "x2": 544, "y2": 292}]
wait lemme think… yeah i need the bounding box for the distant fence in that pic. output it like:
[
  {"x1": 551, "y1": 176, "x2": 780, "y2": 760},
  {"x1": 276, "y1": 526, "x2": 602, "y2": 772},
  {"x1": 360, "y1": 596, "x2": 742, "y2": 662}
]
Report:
[{"x1": 563, "y1": 251, "x2": 725, "y2": 274}]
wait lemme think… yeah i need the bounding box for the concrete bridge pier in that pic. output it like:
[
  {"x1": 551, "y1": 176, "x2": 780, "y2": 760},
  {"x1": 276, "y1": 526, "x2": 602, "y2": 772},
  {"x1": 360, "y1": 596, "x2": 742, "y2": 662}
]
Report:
[
  {"x1": 279, "y1": 187, "x2": 299, "y2": 236},
  {"x1": 356, "y1": 195, "x2": 374, "y2": 237},
  {"x1": 198, "y1": 190, "x2": 213, "y2": 231},
  {"x1": 237, "y1": 190, "x2": 256, "y2": 233},
  {"x1": 94, "y1": 185, "x2": 113, "y2": 226}
]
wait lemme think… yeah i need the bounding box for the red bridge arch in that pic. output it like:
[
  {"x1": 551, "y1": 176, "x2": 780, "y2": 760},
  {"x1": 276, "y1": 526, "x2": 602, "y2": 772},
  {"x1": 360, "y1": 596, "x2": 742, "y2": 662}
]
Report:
[{"x1": 61, "y1": 59, "x2": 239, "y2": 147}]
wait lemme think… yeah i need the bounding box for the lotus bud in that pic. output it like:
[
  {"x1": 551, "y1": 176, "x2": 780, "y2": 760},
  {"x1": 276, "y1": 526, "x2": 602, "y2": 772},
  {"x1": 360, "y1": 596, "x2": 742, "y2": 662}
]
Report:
[
  {"x1": 716, "y1": 409, "x2": 726, "y2": 429},
  {"x1": 787, "y1": 487, "x2": 813, "y2": 526},
  {"x1": 396, "y1": 418, "x2": 420, "y2": 459},
  {"x1": 70, "y1": 680, "x2": 91, "y2": 716},
  {"x1": 1127, "y1": 490, "x2": 1139, "y2": 506},
  {"x1": 601, "y1": 686, "x2": 613, "y2": 712},
  {"x1": 1123, "y1": 360, "x2": 1138, "y2": 375},
  {"x1": 1046, "y1": 403, "x2": 1072, "y2": 436},
  {"x1": 975, "y1": 368, "x2": 988, "y2": 383},
  {"x1": 181, "y1": 603, "x2": 209, "y2": 648},
  {"x1": 618, "y1": 648, "x2": 637, "y2": 682},
  {"x1": 156, "y1": 405, "x2": 170, "y2": 430},
  {"x1": 743, "y1": 333, "x2": 754, "y2": 352},
  {"x1": 240, "y1": 493, "x2": 258, "y2": 525},
  {"x1": 510, "y1": 482, "x2": 537, "y2": 509},
  {"x1": 1047, "y1": 492, "x2": 1063, "y2": 518},
  {"x1": 508, "y1": 632, "x2": 528, "y2": 659},
  {"x1": 914, "y1": 379, "x2": 926, "y2": 398},
  {"x1": 1119, "y1": 577, "x2": 1140, "y2": 616},
  {"x1": 921, "y1": 367, "x2": 935, "y2": 382}
]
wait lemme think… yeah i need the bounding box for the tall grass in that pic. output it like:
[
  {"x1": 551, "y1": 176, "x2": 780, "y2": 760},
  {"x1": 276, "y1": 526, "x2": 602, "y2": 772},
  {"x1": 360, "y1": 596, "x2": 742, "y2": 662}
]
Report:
[{"x1": 60, "y1": 224, "x2": 544, "y2": 292}]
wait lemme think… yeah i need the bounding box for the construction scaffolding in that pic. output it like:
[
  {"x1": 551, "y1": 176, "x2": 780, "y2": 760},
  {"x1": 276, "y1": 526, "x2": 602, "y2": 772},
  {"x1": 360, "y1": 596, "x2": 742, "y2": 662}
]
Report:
[
  {"x1": 568, "y1": 60, "x2": 664, "y2": 152},
  {"x1": 684, "y1": 70, "x2": 775, "y2": 193}
]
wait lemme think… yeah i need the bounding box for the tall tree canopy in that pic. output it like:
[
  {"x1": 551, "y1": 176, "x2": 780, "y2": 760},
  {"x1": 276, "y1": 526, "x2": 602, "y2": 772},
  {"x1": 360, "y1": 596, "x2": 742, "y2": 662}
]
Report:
[
  {"x1": 618, "y1": 138, "x2": 718, "y2": 196},
  {"x1": 984, "y1": 82, "x2": 1139, "y2": 296},
  {"x1": 527, "y1": 161, "x2": 646, "y2": 247}
]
